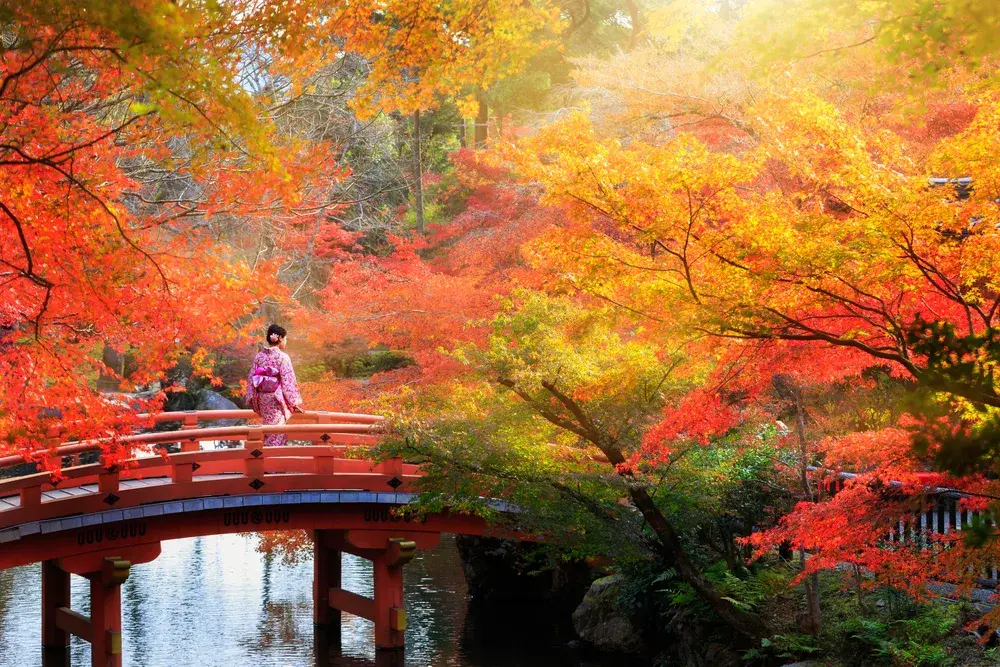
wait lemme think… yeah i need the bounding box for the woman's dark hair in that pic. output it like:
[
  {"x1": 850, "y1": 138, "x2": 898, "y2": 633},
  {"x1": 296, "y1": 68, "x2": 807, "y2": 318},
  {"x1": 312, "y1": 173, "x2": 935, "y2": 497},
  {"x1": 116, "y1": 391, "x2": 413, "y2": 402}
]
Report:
[{"x1": 266, "y1": 324, "x2": 287, "y2": 346}]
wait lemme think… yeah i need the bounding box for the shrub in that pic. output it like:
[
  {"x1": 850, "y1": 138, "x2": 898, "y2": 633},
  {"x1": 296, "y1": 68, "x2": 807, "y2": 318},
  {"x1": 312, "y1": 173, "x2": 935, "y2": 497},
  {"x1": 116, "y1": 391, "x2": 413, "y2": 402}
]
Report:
[
  {"x1": 837, "y1": 594, "x2": 958, "y2": 666},
  {"x1": 347, "y1": 350, "x2": 413, "y2": 377}
]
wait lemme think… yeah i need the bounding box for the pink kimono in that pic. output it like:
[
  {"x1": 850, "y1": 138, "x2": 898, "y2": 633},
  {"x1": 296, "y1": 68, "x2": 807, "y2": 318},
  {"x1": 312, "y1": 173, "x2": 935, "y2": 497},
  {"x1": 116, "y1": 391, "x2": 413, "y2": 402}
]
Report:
[{"x1": 245, "y1": 347, "x2": 302, "y2": 446}]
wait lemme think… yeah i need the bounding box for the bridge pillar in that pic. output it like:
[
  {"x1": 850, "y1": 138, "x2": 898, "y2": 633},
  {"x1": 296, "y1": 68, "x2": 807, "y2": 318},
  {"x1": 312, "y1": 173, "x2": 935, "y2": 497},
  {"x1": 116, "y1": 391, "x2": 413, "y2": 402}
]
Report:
[
  {"x1": 319, "y1": 531, "x2": 420, "y2": 651},
  {"x1": 313, "y1": 529, "x2": 342, "y2": 627},
  {"x1": 40, "y1": 544, "x2": 158, "y2": 667},
  {"x1": 41, "y1": 560, "x2": 71, "y2": 665},
  {"x1": 88, "y1": 560, "x2": 126, "y2": 667},
  {"x1": 372, "y1": 550, "x2": 407, "y2": 650}
]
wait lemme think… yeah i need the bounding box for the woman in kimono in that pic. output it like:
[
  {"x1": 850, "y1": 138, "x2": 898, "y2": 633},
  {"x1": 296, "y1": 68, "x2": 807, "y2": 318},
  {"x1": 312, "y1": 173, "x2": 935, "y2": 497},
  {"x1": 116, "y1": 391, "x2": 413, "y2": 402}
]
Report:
[{"x1": 246, "y1": 324, "x2": 304, "y2": 446}]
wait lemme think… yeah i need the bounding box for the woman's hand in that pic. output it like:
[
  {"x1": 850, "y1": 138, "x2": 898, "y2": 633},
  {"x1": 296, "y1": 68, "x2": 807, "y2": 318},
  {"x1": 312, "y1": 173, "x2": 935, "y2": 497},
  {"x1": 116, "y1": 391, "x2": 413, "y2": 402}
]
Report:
[{"x1": 292, "y1": 405, "x2": 304, "y2": 414}]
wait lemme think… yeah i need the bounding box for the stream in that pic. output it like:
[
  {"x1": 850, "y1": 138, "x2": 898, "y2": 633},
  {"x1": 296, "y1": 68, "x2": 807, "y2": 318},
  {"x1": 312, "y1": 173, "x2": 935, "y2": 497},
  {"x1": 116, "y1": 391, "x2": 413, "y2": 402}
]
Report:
[{"x1": 0, "y1": 534, "x2": 628, "y2": 666}]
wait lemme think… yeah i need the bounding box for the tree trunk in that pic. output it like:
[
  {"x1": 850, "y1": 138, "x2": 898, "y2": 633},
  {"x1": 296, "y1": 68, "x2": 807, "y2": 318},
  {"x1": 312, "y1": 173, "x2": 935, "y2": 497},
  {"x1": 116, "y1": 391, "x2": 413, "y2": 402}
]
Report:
[
  {"x1": 458, "y1": 118, "x2": 467, "y2": 148},
  {"x1": 503, "y1": 377, "x2": 770, "y2": 640},
  {"x1": 97, "y1": 344, "x2": 124, "y2": 391},
  {"x1": 475, "y1": 89, "x2": 488, "y2": 146},
  {"x1": 625, "y1": 0, "x2": 642, "y2": 51},
  {"x1": 853, "y1": 564, "x2": 870, "y2": 613},
  {"x1": 798, "y1": 547, "x2": 822, "y2": 634},
  {"x1": 792, "y1": 385, "x2": 822, "y2": 635},
  {"x1": 621, "y1": 470, "x2": 769, "y2": 639},
  {"x1": 411, "y1": 109, "x2": 424, "y2": 234},
  {"x1": 391, "y1": 111, "x2": 406, "y2": 158}
]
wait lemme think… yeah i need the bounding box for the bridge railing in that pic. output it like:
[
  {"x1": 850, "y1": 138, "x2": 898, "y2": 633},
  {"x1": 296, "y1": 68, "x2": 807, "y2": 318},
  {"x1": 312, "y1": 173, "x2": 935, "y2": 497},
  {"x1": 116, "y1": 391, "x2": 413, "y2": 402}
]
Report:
[
  {"x1": 139, "y1": 409, "x2": 384, "y2": 428},
  {"x1": 0, "y1": 416, "x2": 419, "y2": 532},
  {"x1": 815, "y1": 469, "x2": 1000, "y2": 583},
  {"x1": 0, "y1": 410, "x2": 385, "y2": 469}
]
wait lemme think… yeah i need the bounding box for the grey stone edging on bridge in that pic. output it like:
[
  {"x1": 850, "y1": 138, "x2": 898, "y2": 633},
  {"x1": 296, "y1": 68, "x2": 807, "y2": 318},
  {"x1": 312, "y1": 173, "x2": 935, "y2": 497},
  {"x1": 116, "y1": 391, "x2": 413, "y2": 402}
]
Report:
[{"x1": 0, "y1": 491, "x2": 513, "y2": 546}]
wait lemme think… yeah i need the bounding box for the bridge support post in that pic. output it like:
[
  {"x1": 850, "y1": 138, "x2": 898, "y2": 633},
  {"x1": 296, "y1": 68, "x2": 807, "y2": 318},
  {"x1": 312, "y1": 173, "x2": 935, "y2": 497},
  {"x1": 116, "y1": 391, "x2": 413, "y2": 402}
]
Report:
[
  {"x1": 88, "y1": 560, "x2": 126, "y2": 667},
  {"x1": 42, "y1": 560, "x2": 71, "y2": 665},
  {"x1": 372, "y1": 550, "x2": 407, "y2": 650},
  {"x1": 313, "y1": 529, "x2": 342, "y2": 627},
  {"x1": 319, "y1": 531, "x2": 419, "y2": 651},
  {"x1": 42, "y1": 546, "x2": 156, "y2": 667},
  {"x1": 245, "y1": 427, "x2": 265, "y2": 480}
]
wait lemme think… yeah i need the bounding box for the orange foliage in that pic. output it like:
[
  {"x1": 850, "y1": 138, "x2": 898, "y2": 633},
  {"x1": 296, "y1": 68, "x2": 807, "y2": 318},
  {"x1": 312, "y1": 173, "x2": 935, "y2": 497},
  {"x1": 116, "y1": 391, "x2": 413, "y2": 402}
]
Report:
[{"x1": 310, "y1": 155, "x2": 562, "y2": 399}]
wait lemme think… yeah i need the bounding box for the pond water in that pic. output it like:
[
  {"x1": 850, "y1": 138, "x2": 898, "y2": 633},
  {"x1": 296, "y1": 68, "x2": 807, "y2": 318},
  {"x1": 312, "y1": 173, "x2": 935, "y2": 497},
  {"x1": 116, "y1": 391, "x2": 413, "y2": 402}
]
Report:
[{"x1": 0, "y1": 534, "x2": 628, "y2": 667}]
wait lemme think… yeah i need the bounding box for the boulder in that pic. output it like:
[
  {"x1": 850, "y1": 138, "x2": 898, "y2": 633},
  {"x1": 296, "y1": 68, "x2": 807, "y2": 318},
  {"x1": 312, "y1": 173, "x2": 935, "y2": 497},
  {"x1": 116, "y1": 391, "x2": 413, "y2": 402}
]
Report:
[
  {"x1": 192, "y1": 390, "x2": 246, "y2": 447},
  {"x1": 102, "y1": 387, "x2": 161, "y2": 411},
  {"x1": 194, "y1": 389, "x2": 243, "y2": 427},
  {"x1": 456, "y1": 535, "x2": 596, "y2": 642},
  {"x1": 572, "y1": 574, "x2": 647, "y2": 656}
]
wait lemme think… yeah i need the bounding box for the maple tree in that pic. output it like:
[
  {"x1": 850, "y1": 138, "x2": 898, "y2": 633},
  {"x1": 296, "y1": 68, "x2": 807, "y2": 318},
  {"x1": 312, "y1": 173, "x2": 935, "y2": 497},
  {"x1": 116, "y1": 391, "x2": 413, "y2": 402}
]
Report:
[
  {"x1": 474, "y1": 0, "x2": 1000, "y2": 636},
  {"x1": 0, "y1": 0, "x2": 315, "y2": 464},
  {"x1": 742, "y1": 0, "x2": 1000, "y2": 85},
  {"x1": 279, "y1": 0, "x2": 561, "y2": 231},
  {"x1": 10, "y1": 0, "x2": 1000, "y2": 652},
  {"x1": 300, "y1": 158, "x2": 778, "y2": 638},
  {"x1": 373, "y1": 290, "x2": 776, "y2": 638},
  {"x1": 0, "y1": 0, "x2": 560, "y2": 467},
  {"x1": 299, "y1": 0, "x2": 1000, "y2": 640}
]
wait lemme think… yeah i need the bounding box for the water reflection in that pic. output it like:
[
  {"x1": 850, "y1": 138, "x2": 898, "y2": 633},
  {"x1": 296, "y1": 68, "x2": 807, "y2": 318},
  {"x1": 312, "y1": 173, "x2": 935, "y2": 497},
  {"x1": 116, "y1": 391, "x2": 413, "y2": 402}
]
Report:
[{"x1": 0, "y1": 534, "x2": 625, "y2": 667}]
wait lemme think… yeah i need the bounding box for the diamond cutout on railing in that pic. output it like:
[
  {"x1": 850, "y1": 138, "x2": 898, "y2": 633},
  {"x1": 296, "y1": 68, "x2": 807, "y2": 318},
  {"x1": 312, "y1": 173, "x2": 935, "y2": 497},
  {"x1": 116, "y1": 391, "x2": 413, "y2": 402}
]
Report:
[
  {"x1": 249, "y1": 478, "x2": 265, "y2": 491},
  {"x1": 251, "y1": 449, "x2": 263, "y2": 458},
  {"x1": 191, "y1": 462, "x2": 201, "y2": 472},
  {"x1": 320, "y1": 433, "x2": 331, "y2": 442},
  {"x1": 104, "y1": 493, "x2": 120, "y2": 506},
  {"x1": 387, "y1": 477, "x2": 403, "y2": 490}
]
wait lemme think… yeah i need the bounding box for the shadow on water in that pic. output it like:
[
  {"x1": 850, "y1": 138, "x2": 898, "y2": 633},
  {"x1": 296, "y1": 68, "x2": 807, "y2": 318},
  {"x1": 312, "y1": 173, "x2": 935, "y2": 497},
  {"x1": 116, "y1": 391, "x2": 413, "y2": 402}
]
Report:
[
  {"x1": 316, "y1": 628, "x2": 407, "y2": 667},
  {"x1": 0, "y1": 534, "x2": 634, "y2": 667}
]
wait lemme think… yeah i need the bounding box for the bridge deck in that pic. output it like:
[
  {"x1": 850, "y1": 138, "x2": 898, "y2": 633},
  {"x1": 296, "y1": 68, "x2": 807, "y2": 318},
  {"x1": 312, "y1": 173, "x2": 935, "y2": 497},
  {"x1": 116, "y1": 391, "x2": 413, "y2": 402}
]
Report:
[
  {"x1": 0, "y1": 410, "x2": 511, "y2": 566},
  {"x1": 0, "y1": 410, "x2": 513, "y2": 663}
]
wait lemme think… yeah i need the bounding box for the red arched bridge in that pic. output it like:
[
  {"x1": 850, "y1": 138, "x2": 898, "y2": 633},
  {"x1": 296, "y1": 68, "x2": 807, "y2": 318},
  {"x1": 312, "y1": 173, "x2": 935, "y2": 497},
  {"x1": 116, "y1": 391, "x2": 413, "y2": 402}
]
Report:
[{"x1": 0, "y1": 410, "x2": 505, "y2": 667}]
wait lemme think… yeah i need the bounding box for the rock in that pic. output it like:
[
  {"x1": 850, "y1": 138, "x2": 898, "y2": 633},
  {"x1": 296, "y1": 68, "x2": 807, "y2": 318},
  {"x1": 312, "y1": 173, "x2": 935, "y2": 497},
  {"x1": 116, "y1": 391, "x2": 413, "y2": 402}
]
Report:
[
  {"x1": 705, "y1": 643, "x2": 742, "y2": 667},
  {"x1": 572, "y1": 574, "x2": 647, "y2": 656},
  {"x1": 102, "y1": 388, "x2": 162, "y2": 411},
  {"x1": 659, "y1": 611, "x2": 743, "y2": 667},
  {"x1": 194, "y1": 389, "x2": 243, "y2": 427},
  {"x1": 192, "y1": 390, "x2": 245, "y2": 447}
]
